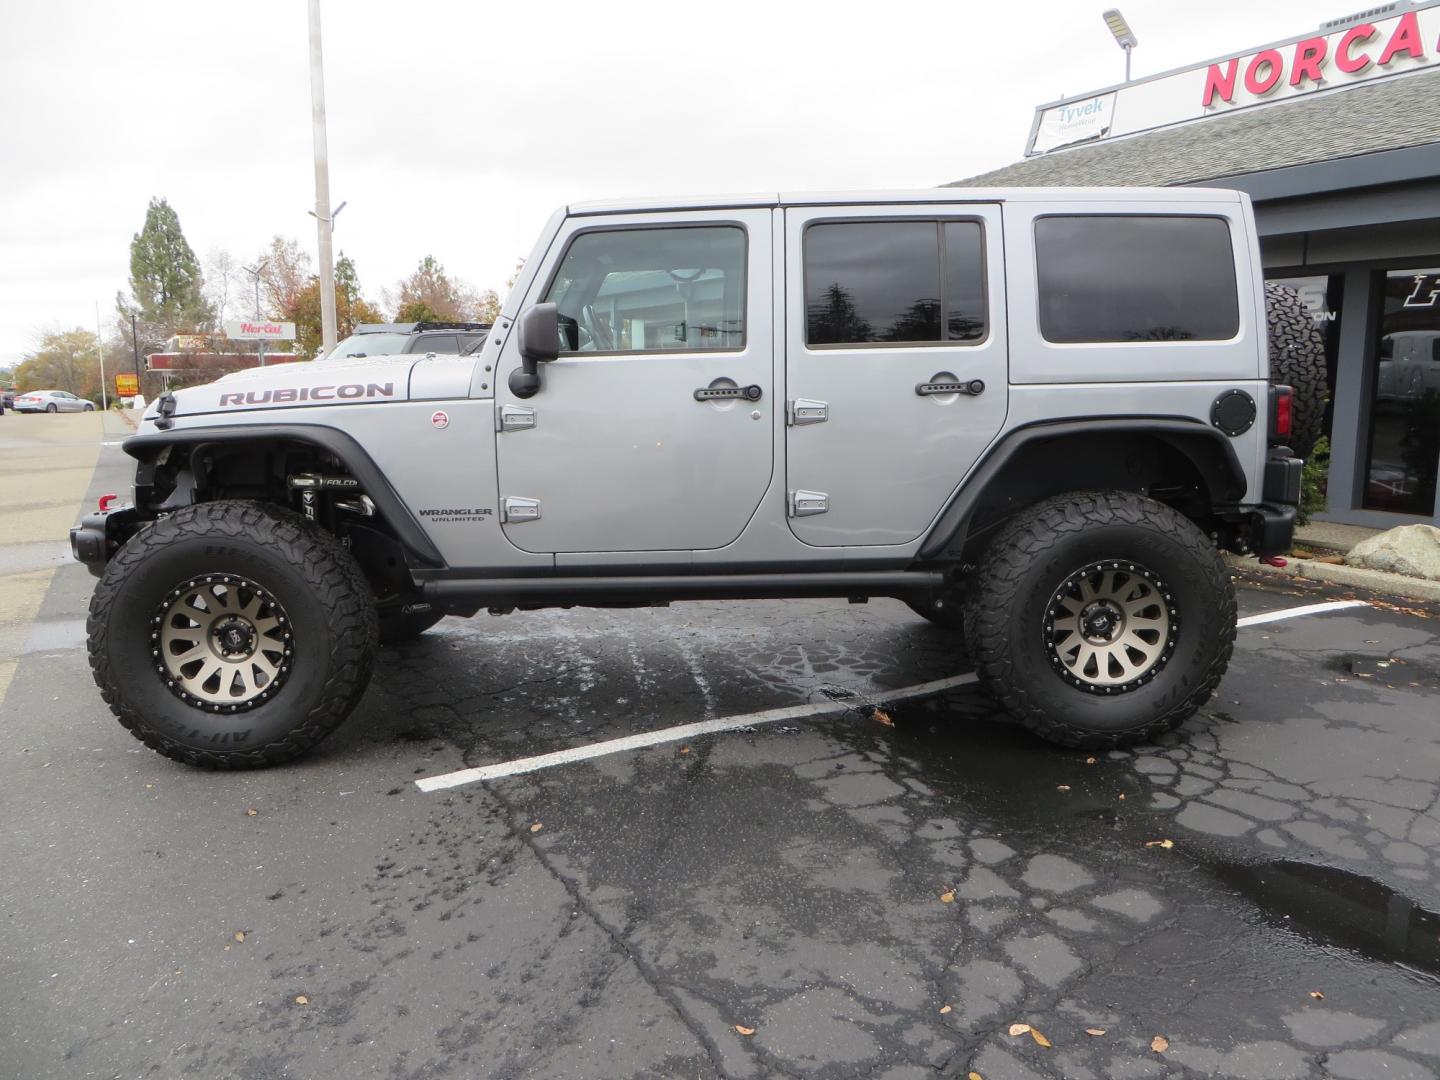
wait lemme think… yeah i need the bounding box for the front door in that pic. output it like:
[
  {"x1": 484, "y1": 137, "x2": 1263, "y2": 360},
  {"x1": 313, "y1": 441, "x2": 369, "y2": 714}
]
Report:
[
  {"x1": 783, "y1": 205, "x2": 1009, "y2": 546},
  {"x1": 494, "y1": 210, "x2": 773, "y2": 553}
]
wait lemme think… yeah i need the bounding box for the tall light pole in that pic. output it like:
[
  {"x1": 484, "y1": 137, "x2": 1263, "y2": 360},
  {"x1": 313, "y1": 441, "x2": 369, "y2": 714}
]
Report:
[
  {"x1": 308, "y1": 0, "x2": 338, "y2": 355},
  {"x1": 1102, "y1": 9, "x2": 1139, "y2": 82},
  {"x1": 243, "y1": 259, "x2": 269, "y2": 366}
]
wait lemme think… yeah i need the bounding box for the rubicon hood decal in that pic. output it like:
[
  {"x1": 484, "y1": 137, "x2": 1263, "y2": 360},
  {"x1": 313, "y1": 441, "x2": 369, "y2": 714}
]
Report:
[{"x1": 219, "y1": 382, "x2": 396, "y2": 406}]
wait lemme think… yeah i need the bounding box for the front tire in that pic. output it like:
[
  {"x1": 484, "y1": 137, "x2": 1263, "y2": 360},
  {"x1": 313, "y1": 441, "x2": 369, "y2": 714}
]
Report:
[
  {"x1": 87, "y1": 501, "x2": 378, "y2": 768},
  {"x1": 963, "y1": 491, "x2": 1235, "y2": 749},
  {"x1": 45, "y1": 403, "x2": 57, "y2": 413}
]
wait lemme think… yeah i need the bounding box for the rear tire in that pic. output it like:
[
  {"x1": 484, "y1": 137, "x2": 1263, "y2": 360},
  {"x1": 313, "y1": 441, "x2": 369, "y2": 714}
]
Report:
[
  {"x1": 963, "y1": 491, "x2": 1235, "y2": 749},
  {"x1": 87, "y1": 500, "x2": 378, "y2": 768},
  {"x1": 84, "y1": 402, "x2": 95, "y2": 411}
]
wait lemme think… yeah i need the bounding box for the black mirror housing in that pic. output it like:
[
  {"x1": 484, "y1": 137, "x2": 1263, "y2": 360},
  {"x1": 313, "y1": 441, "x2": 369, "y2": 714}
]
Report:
[{"x1": 517, "y1": 303, "x2": 560, "y2": 365}]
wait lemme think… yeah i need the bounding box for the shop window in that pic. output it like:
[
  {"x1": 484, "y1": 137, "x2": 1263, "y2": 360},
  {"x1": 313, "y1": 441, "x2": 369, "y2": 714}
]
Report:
[
  {"x1": 1035, "y1": 216, "x2": 1238, "y2": 343},
  {"x1": 803, "y1": 220, "x2": 987, "y2": 346},
  {"x1": 1364, "y1": 269, "x2": 1440, "y2": 515}
]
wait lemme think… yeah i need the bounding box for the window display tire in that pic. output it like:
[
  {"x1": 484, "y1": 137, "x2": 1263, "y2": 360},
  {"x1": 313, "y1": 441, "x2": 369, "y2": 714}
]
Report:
[
  {"x1": 86, "y1": 500, "x2": 378, "y2": 769},
  {"x1": 963, "y1": 490, "x2": 1236, "y2": 750},
  {"x1": 1264, "y1": 281, "x2": 1327, "y2": 460},
  {"x1": 378, "y1": 607, "x2": 445, "y2": 645}
]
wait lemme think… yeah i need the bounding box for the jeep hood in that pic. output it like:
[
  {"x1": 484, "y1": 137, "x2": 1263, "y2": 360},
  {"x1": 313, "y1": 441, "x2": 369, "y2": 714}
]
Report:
[{"x1": 142, "y1": 355, "x2": 479, "y2": 423}]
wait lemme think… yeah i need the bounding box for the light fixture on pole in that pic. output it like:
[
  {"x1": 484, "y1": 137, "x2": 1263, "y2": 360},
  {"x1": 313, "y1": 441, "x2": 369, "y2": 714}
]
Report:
[{"x1": 1102, "y1": 8, "x2": 1138, "y2": 82}]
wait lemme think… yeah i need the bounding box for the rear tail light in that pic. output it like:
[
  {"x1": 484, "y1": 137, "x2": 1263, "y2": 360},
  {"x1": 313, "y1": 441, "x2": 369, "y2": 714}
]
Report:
[{"x1": 1270, "y1": 385, "x2": 1293, "y2": 442}]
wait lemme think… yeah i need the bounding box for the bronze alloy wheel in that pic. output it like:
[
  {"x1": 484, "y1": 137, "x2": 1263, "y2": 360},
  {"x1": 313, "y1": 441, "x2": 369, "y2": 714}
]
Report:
[
  {"x1": 1043, "y1": 560, "x2": 1177, "y2": 694},
  {"x1": 153, "y1": 574, "x2": 293, "y2": 712}
]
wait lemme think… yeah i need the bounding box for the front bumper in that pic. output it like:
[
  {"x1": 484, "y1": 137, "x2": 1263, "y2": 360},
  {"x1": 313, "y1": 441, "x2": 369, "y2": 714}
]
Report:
[{"x1": 70, "y1": 505, "x2": 141, "y2": 577}]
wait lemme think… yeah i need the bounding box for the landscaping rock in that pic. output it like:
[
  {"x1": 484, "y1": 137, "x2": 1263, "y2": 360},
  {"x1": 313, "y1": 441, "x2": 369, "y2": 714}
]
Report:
[{"x1": 1345, "y1": 524, "x2": 1440, "y2": 581}]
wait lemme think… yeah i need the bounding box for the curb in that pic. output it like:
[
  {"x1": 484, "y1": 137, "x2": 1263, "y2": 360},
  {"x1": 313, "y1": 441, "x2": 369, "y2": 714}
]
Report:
[{"x1": 1227, "y1": 553, "x2": 1440, "y2": 604}]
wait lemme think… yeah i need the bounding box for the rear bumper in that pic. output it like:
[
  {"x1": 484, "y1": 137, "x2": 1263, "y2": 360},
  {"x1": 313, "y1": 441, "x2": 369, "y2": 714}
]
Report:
[{"x1": 69, "y1": 505, "x2": 140, "y2": 577}]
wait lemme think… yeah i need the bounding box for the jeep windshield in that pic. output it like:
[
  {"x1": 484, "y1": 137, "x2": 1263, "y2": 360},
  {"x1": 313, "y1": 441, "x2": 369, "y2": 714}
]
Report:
[{"x1": 325, "y1": 332, "x2": 411, "y2": 359}]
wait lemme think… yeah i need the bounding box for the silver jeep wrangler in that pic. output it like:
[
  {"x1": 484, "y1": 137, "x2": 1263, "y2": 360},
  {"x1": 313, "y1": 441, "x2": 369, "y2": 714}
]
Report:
[{"x1": 73, "y1": 189, "x2": 1303, "y2": 768}]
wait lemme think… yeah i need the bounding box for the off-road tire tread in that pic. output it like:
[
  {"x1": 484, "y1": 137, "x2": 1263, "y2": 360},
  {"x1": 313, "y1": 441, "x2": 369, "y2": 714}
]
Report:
[
  {"x1": 962, "y1": 490, "x2": 1236, "y2": 749},
  {"x1": 87, "y1": 500, "x2": 378, "y2": 768},
  {"x1": 1264, "y1": 281, "x2": 1327, "y2": 460}
]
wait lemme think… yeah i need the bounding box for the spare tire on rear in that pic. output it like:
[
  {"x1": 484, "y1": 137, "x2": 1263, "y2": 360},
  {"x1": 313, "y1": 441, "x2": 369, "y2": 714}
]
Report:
[{"x1": 1264, "y1": 281, "x2": 1328, "y2": 460}]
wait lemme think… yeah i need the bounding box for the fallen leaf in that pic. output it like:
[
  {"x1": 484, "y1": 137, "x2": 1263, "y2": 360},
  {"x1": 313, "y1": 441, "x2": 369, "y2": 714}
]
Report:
[
  {"x1": 734, "y1": 1025, "x2": 755, "y2": 1036},
  {"x1": 872, "y1": 707, "x2": 894, "y2": 727},
  {"x1": 530, "y1": 823, "x2": 544, "y2": 833},
  {"x1": 1007, "y1": 1022, "x2": 1031, "y2": 1037},
  {"x1": 940, "y1": 889, "x2": 956, "y2": 903},
  {"x1": 1309, "y1": 990, "x2": 1324, "y2": 1000},
  {"x1": 1056, "y1": 784, "x2": 1071, "y2": 792},
  {"x1": 939, "y1": 1004, "x2": 952, "y2": 1015},
  {"x1": 233, "y1": 931, "x2": 246, "y2": 943},
  {"x1": 1029, "y1": 1028, "x2": 1052, "y2": 1048},
  {"x1": 222, "y1": 945, "x2": 231, "y2": 952},
  {"x1": 1085, "y1": 756, "x2": 1097, "y2": 764},
  {"x1": 969, "y1": 1073, "x2": 984, "y2": 1080},
  {"x1": 679, "y1": 746, "x2": 691, "y2": 755},
  {"x1": 145, "y1": 783, "x2": 154, "y2": 789},
  {"x1": 1118, "y1": 793, "x2": 1126, "y2": 800},
  {"x1": 1145, "y1": 839, "x2": 1175, "y2": 849},
  {"x1": 245, "y1": 808, "x2": 258, "y2": 817},
  {"x1": 1151, "y1": 1035, "x2": 1169, "y2": 1053},
  {"x1": 294, "y1": 994, "x2": 310, "y2": 1006},
  {"x1": 1085, "y1": 1027, "x2": 1106, "y2": 1036}
]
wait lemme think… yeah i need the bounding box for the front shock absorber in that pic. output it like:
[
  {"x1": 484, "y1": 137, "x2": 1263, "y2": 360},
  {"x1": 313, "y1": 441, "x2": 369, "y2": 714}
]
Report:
[{"x1": 287, "y1": 473, "x2": 362, "y2": 522}]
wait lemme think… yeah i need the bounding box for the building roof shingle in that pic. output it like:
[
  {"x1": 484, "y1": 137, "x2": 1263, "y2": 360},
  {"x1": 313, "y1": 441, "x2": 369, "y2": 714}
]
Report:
[{"x1": 954, "y1": 69, "x2": 1440, "y2": 187}]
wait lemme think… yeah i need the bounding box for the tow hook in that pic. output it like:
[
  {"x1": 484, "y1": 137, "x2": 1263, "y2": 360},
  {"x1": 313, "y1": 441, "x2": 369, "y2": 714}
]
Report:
[{"x1": 1259, "y1": 556, "x2": 1288, "y2": 568}]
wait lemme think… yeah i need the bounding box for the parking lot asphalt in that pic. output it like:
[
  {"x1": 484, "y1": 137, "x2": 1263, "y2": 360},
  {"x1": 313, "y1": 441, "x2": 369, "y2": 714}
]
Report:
[{"x1": 3, "y1": 428, "x2": 1440, "y2": 1080}]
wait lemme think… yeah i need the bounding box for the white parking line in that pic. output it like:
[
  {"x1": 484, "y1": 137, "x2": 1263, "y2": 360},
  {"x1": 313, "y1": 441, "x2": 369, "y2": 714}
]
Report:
[
  {"x1": 416, "y1": 598, "x2": 1373, "y2": 793},
  {"x1": 1237, "y1": 599, "x2": 1369, "y2": 627},
  {"x1": 414, "y1": 672, "x2": 978, "y2": 793}
]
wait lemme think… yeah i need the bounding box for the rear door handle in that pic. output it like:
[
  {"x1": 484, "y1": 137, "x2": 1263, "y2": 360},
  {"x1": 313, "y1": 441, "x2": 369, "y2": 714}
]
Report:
[
  {"x1": 694, "y1": 384, "x2": 763, "y2": 402},
  {"x1": 916, "y1": 379, "x2": 985, "y2": 396}
]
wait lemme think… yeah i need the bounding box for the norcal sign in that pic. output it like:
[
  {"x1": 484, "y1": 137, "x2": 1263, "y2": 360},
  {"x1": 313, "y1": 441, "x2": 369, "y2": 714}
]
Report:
[
  {"x1": 224, "y1": 320, "x2": 297, "y2": 341},
  {"x1": 1029, "y1": 2, "x2": 1440, "y2": 154}
]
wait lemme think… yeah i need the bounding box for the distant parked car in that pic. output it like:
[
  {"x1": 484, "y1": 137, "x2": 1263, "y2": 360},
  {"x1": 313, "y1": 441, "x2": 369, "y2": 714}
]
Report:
[
  {"x1": 13, "y1": 390, "x2": 95, "y2": 413},
  {"x1": 320, "y1": 321, "x2": 491, "y2": 361}
]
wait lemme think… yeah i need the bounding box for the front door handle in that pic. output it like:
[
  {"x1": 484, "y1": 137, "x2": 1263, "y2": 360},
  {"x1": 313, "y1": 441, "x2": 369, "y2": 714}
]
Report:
[
  {"x1": 916, "y1": 379, "x2": 985, "y2": 397},
  {"x1": 694, "y1": 384, "x2": 763, "y2": 402}
]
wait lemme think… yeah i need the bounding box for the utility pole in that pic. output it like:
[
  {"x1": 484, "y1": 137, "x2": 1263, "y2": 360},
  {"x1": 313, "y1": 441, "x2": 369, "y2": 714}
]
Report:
[
  {"x1": 243, "y1": 260, "x2": 269, "y2": 366},
  {"x1": 308, "y1": 0, "x2": 337, "y2": 355},
  {"x1": 130, "y1": 311, "x2": 142, "y2": 385},
  {"x1": 94, "y1": 302, "x2": 108, "y2": 410}
]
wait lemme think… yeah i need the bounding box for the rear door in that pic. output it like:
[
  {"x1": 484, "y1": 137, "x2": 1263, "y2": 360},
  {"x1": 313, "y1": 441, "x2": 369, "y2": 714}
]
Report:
[{"x1": 783, "y1": 205, "x2": 1008, "y2": 546}]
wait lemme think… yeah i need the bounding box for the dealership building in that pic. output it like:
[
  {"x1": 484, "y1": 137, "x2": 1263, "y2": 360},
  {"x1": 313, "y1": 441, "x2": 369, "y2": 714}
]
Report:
[{"x1": 962, "y1": 0, "x2": 1440, "y2": 527}]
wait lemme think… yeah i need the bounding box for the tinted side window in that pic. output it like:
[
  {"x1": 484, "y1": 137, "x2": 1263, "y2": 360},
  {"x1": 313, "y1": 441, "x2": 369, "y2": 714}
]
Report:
[
  {"x1": 413, "y1": 334, "x2": 458, "y2": 354},
  {"x1": 544, "y1": 226, "x2": 746, "y2": 354},
  {"x1": 804, "y1": 220, "x2": 987, "y2": 346},
  {"x1": 1035, "y1": 216, "x2": 1239, "y2": 343}
]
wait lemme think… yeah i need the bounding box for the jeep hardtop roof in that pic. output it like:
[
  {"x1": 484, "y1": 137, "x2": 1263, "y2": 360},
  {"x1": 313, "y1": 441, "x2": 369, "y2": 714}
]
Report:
[{"x1": 566, "y1": 186, "x2": 1246, "y2": 216}]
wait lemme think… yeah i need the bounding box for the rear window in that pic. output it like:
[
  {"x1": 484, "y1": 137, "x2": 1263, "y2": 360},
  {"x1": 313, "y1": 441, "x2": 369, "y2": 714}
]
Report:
[
  {"x1": 1035, "y1": 216, "x2": 1239, "y2": 344},
  {"x1": 804, "y1": 220, "x2": 987, "y2": 346}
]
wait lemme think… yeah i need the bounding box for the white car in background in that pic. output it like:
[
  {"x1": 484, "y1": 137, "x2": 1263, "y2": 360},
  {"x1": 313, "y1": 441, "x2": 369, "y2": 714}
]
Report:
[{"x1": 12, "y1": 390, "x2": 95, "y2": 413}]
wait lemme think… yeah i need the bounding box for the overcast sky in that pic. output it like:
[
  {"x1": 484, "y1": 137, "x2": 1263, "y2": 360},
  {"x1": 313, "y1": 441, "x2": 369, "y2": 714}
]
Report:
[{"x1": 0, "y1": 0, "x2": 1343, "y2": 363}]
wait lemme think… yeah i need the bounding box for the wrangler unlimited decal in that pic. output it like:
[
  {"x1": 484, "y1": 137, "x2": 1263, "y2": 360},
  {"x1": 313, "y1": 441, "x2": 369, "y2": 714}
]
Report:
[{"x1": 218, "y1": 382, "x2": 396, "y2": 407}]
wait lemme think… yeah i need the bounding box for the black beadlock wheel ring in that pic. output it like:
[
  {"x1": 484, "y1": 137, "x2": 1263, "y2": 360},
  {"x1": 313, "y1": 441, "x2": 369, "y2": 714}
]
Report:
[
  {"x1": 150, "y1": 574, "x2": 294, "y2": 713},
  {"x1": 1042, "y1": 559, "x2": 1180, "y2": 695}
]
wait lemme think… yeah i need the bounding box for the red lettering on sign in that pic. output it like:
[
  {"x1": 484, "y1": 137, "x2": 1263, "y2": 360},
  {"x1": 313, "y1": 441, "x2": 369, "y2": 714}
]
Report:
[
  {"x1": 1336, "y1": 23, "x2": 1378, "y2": 72},
  {"x1": 1378, "y1": 10, "x2": 1424, "y2": 65},
  {"x1": 1290, "y1": 37, "x2": 1327, "y2": 86},
  {"x1": 1202, "y1": 58, "x2": 1239, "y2": 106},
  {"x1": 1244, "y1": 49, "x2": 1284, "y2": 95}
]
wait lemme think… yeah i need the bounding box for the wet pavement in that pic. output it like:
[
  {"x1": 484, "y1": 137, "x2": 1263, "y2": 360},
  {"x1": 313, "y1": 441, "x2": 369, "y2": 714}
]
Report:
[{"x1": 3, "y1": 435, "x2": 1440, "y2": 1079}]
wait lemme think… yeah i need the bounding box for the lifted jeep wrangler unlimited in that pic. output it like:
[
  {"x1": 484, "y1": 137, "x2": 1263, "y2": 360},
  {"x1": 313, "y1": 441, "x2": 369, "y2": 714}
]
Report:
[{"x1": 73, "y1": 189, "x2": 1303, "y2": 768}]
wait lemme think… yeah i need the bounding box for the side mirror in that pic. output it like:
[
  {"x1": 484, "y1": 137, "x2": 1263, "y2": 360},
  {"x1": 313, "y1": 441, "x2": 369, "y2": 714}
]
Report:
[{"x1": 509, "y1": 303, "x2": 559, "y2": 399}]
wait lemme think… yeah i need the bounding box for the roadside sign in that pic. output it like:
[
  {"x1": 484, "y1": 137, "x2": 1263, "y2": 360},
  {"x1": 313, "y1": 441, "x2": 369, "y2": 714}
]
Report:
[
  {"x1": 115, "y1": 373, "x2": 139, "y2": 396},
  {"x1": 225, "y1": 320, "x2": 297, "y2": 341}
]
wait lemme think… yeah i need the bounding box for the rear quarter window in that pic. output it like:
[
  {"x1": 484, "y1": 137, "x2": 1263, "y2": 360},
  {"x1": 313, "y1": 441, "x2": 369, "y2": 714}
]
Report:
[{"x1": 1035, "y1": 215, "x2": 1239, "y2": 344}]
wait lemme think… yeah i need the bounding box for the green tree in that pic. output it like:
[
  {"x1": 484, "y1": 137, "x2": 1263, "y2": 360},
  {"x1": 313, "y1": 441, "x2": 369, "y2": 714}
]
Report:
[
  {"x1": 14, "y1": 329, "x2": 103, "y2": 400},
  {"x1": 123, "y1": 198, "x2": 214, "y2": 337},
  {"x1": 275, "y1": 252, "x2": 384, "y2": 359},
  {"x1": 388, "y1": 255, "x2": 480, "y2": 323}
]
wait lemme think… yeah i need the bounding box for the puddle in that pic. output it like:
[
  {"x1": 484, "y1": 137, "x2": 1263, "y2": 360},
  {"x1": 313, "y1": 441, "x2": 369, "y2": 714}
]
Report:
[{"x1": 1215, "y1": 859, "x2": 1440, "y2": 978}]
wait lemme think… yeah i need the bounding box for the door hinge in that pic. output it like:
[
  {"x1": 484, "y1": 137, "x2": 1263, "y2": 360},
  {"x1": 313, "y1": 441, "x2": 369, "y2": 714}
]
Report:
[
  {"x1": 497, "y1": 404, "x2": 537, "y2": 432},
  {"x1": 789, "y1": 490, "x2": 829, "y2": 517},
  {"x1": 501, "y1": 497, "x2": 541, "y2": 523},
  {"x1": 787, "y1": 398, "x2": 828, "y2": 426}
]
